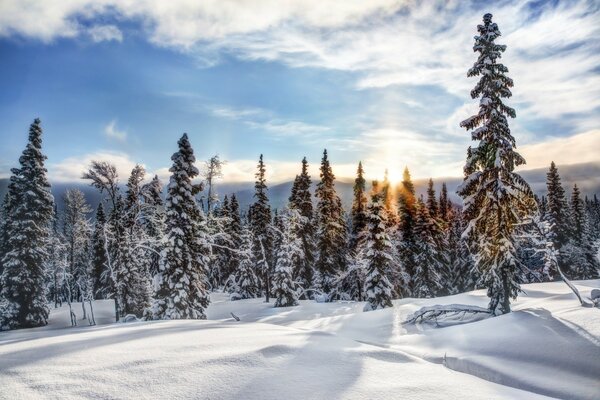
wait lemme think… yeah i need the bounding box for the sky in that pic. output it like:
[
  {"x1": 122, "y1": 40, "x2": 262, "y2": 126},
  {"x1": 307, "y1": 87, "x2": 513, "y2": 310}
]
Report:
[{"x1": 0, "y1": 0, "x2": 599, "y2": 184}]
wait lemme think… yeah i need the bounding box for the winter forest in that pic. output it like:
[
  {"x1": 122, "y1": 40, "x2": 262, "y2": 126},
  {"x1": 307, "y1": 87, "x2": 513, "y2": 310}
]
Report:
[{"x1": 1, "y1": 5, "x2": 599, "y2": 400}]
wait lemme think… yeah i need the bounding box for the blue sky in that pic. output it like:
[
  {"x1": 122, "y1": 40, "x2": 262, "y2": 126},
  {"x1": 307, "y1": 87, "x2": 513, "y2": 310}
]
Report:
[{"x1": 0, "y1": 0, "x2": 598, "y2": 183}]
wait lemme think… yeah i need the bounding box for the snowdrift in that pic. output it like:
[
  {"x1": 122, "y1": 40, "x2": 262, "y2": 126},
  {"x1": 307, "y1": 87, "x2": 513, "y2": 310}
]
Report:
[{"x1": 0, "y1": 281, "x2": 598, "y2": 399}]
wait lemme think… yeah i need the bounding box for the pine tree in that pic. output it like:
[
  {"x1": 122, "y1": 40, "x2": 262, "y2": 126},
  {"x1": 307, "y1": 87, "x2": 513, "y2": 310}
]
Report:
[
  {"x1": 91, "y1": 203, "x2": 109, "y2": 299},
  {"x1": 0, "y1": 193, "x2": 11, "y2": 295},
  {"x1": 446, "y1": 209, "x2": 476, "y2": 294},
  {"x1": 350, "y1": 161, "x2": 368, "y2": 251},
  {"x1": 224, "y1": 194, "x2": 243, "y2": 290},
  {"x1": 413, "y1": 198, "x2": 443, "y2": 298},
  {"x1": 150, "y1": 133, "x2": 210, "y2": 320},
  {"x1": 314, "y1": 149, "x2": 348, "y2": 298},
  {"x1": 273, "y1": 210, "x2": 301, "y2": 307},
  {"x1": 545, "y1": 162, "x2": 570, "y2": 250},
  {"x1": 566, "y1": 185, "x2": 600, "y2": 279},
  {"x1": 438, "y1": 182, "x2": 450, "y2": 223},
  {"x1": 230, "y1": 226, "x2": 259, "y2": 300},
  {"x1": 288, "y1": 157, "x2": 315, "y2": 297},
  {"x1": 382, "y1": 169, "x2": 399, "y2": 228},
  {"x1": 0, "y1": 119, "x2": 55, "y2": 330},
  {"x1": 426, "y1": 178, "x2": 438, "y2": 219},
  {"x1": 363, "y1": 181, "x2": 394, "y2": 311},
  {"x1": 250, "y1": 154, "x2": 273, "y2": 301},
  {"x1": 397, "y1": 167, "x2": 417, "y2": 296},
  {"x1": 458, "y1": 14, "x2": 534, "y2": 315}
]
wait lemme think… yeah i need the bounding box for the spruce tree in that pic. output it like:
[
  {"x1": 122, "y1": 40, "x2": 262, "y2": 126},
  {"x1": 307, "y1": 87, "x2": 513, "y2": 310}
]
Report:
[
  {"x1": 382, "y1": 169, "x2": 399, "y2": 228},
  {"x1": 397, "y1": 167, "x2": 417, "y2": 296},
  {"x1": 141, "y1": 175, "x2": 165, "y2": 278},
  {"x1": 458, "y1": 13, "x2": 534, "y2": 315},
  {"x1": 545, "y1": 162, "x2": 570, "y2": 250},
  {"x1": 0, "y1": 193, "x2": 11, "y2": 294},
  {"x1": 150, "y1": 133, "x2": 210, "y2": 320},
  {"x1": 250, "y1": 154, "x2": 273, "y2": 301},
  {"x1": 0, "y1": 119, "x2": 55, "y2": 330},
  {"x1": 350, "y1": 161, "x2": 368, "y2": 251},
  {"x1": 567, "y1": 185, "x2": 600, "y2": 279},
  {"x1": 438, "y1": 182, "x2": 450, "y2": 223},
  {"x1": 426, "y1": 178, "x2": 438, "y2": 219},
  {"x1": 413, "y1": 198, "x2": 443, "y2": 298},
  {"x1": 230, "y1": 226, "x2": 259, "y2": 300},
  {"x1": 224, "y1": 194, "x2": 243, "y2": 290},
  {"x1": 314, "y1": 149, "x2": 348, "y2": 298},
  {"x1": 91, "y1": 203, "x2": 109, "y2": 299},
  {"x1": 273, "y1": 210, "x2": 301, "y2": 307},
  {"x1": 446, "y1": 209, "x2": 476, "y2": 294},
  {"x1": 288, "y1": 157, "x2": 315, "y2": 297},
  {"x1": 363, "y1": 181, "x2": 394, "y2": 311}
]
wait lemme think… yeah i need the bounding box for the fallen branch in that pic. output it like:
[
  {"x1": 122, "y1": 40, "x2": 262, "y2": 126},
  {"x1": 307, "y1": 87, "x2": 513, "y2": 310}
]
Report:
[{"x1": 404, "y1": 304, "x2": 491, "y2": 325}]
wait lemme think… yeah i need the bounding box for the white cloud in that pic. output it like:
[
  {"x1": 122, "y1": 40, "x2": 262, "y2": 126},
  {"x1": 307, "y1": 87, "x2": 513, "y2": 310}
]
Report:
[
  {"x1": 104, "y1": 119, "x2": 127, "y2": 141},
  {"x1": 88, "y1": 24, "x2": 122, "y2": 42},
  {"x1": 47, "y1": 151, "x2": 142, "y2": 182},
  {"x1": 518, "y1": 130, "x2": 600, "y2": 170}
]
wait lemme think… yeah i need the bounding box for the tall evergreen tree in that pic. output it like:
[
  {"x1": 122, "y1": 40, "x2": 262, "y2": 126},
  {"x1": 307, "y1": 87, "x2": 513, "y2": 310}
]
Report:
[
  {"x1": 230, "y1": 225, "x2": 259, "y2": 300},
  {"x1": 150, "y1": 133, "x2": 210, "y2": 320},
  {"x1": 545, "y1": 162, "x2": 570, "y2": 250},
  {"x1": 382, "y1": 169, "x2": 399, "y2": 228},
  {"x1": 141, "y1": 175, "x2": 165, "y2": 278},
  {"x1": 458, "y1": 14, "x2": 534, "y2": 315},
  {"x1": 438, "y1": 182, "x2": 450, "y2": 223},
  {"x1": 350, "y1": 161, "x2": 368, "y2": 251},
  {"x1": 0, "y1": 193, "x2": 11, "y2": 294},
  {"x1": 426, "y1": 178, "x2": 438, "y2": 219},
  {"x1": 273, "y1": 210, "x2": 301, "y2": 307},
  {"x1": 397, "y1": 167, "x2": 417, "y2": 296},
  {"x1": 288, "y1": 157, "x2": 315, "y2": 297},
  {"x1": 0, "y1": 119, "x2": 55, "y2": 330},
  {"x1": 413, "y1": 198, "x2": 443, "y2": 298},
  {"x1": 314, "y1": 150, "x2": 348, "y2": 298},
  {"x1": 250, "y1": 154, "x2": 273, "y2": 301},
  {"x1": 566, "y1": 185, "x2": 600, "y2": 279},
  {"x1": 363, "y1": 181, "x2": 394, "y2": 311},
  {"x1": 91, "y1": 203, "x2": 109, "y2": 299}
]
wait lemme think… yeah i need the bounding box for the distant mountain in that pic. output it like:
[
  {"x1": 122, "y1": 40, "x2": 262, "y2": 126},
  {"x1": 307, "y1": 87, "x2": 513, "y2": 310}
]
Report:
[{"x1": 1, "y1": 162, "x2": 599, "y2": 214}]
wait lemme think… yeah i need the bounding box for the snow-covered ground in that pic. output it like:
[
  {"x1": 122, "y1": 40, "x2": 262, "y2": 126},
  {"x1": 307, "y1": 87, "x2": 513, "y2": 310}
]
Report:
[{"x1": 1, "y1": 281, "x2": 598, "y2": 400}]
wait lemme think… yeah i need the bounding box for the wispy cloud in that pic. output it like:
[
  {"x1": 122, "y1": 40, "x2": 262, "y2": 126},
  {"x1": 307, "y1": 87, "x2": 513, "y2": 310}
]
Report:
[
  {"x1": 104, "y1": 120, "x2": 127, "y2": 142},
  {"x1": 88, "y1": 25, "x2": 122, "y2": 43}
]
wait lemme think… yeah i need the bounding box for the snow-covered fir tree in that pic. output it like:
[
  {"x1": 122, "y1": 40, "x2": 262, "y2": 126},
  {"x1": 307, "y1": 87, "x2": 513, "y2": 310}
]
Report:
[
  {"x1": 382, "y1": 169, "x2": 399, "y2": 228},
  {"x1": 397, "y1": 167, "x2": 417, "y2": 296},
  {"x1": 90, "y1": 202, "x2": 109, "y2": 299},
  {"x1": 413, "y1": 198, "x2": 443, "y2": 298},
  {"x1": 438, "y1": 182, "x2": 451, "y2": 223},
  {"x1": 314, "y1": 149, "x2": 348, "y2": 299},
  {"x1": 446, "y1": 209, "x2": 476, "y2": 294},
  {"x1": 566, "y1": 185, "x2": 600, "y2": 279},
  {"x1": 545, "y1": 162, "x2": 570, "y2": 251},
  {"x1": 150, "y1": 133, "x2": 210, "y2": 320},
  {"x1": 45, "y1": 204, "x2": 66, "y2": 308},
  {"x1": 288, "y1": 157, "x2": 315, "y2": 298},
  {"x1": 458, "y1": 13, "x2": 534, "y2": 315},
  {"x1": 223, "y1": 194, "x2": 243, "y2": 292},
  {"x1": 426, "y1": 178, "x2": 438, "y2": 219},
  {"x1": 0, "y1": 193, "x2": 11, "y2": 295},
  {"x1": 272, "y1": 209, "x2": 302, "y2": 307},
  {"x1": 250, "y1": 154, "x2": 273, "y2": 301},
  {"x1": 350, "y1": 161, "x2": 368, "y2": 251},
  {"x1": 229, "y1": 225, "x2": 260, "y2": 300},
  {"x1": 0, "y1": 119, "x2": 55, "y2": 330},
  {"x1": 363, "y1": 181, "x2": 394, "y2": 311}
]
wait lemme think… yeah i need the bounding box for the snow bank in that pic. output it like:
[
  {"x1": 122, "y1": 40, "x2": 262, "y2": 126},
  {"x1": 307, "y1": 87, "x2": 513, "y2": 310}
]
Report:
[{"x1": 0, "y1": 281, "x2": 598, "y2": 399}]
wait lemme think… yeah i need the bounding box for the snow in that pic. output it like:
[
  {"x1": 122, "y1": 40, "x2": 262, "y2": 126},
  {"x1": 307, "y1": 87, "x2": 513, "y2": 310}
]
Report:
[{"x1": 1, "y1": 281, "x2": 599, "y2": 399}]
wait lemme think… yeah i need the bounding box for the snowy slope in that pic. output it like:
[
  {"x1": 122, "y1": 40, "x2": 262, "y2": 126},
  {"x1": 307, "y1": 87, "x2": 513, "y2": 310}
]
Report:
[{"x1": 0, "y1": 281, "x2": 598, "y2": 400}]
